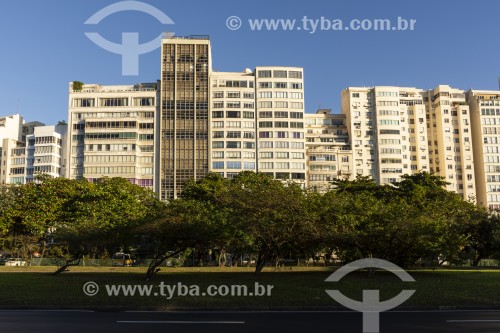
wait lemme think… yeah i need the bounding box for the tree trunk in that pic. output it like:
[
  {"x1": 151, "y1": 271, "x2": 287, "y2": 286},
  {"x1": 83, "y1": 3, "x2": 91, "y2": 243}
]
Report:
[
  {"x1": 255, "y1": 252, "x2": 267, "y2": 274},
  {"x1": 472, "y1": 255, "x2": 482, "y2": 267},
  {"x1": 145, "y1": 250, "x2": 183, "y2": 281},
  {"x1": 218, "y1": 249, "x2": 226, "y2": 267},
  {"x1": 53, "y1": 257, "x2": 81, "y2": 275},
  {"x1": 39, "y1": 241, "x2": 46, "y2": 266}
]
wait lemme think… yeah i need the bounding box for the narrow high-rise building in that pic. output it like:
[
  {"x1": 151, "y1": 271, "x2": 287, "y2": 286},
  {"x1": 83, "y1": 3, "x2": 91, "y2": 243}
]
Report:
[
  {"x1": 255, "y1": 67, "x2": 306, "y2": 184},
  {"x1": 467, "y1": 89, "x2": 500, "y2": 209},
  {"x1": 159, "y1": 34, "x2": 211, "y2": 200},
  {"x1": 426, "y1": 86, "x2": 475, "y2": 199},
  {"x1": 210, "y1": 69, "x2": 257, "y2": 178},
  {"x1": 342, "y1": 86, "x2": 427, "y2": 184}
]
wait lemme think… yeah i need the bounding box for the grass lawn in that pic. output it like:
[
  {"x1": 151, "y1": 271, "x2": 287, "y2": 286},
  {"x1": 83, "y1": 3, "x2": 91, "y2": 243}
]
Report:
[{"x1": 0, "y1": 266, "x2": 499, "y2": 309}]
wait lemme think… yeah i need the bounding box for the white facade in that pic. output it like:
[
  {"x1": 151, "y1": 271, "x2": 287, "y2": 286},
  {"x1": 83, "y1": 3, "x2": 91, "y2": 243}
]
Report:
[
  {"x1": 67, "y1": 83, "x2": 157, "y2": 190},
  {"x1": 210, "y1": 70, "x2": 257, "y2": 178},
  {"x1": 340, "y1": 85, "x2": 474, "y2": 200},
  {"x1": 426, "y1": 86, "x2": 475, "y2": 199},
  {"x1": 0, "y1": 114, "x2": 25, "y2": 184},
  {"x1": 255, "y1": 67, "x2": 307, "y2": 184},
  {"x1": 208, "y1": 67, "x2": 307, "y2": 185},
  {"x1": 342, "y1": 87, "x2": 419, "y2": 184},
  {"x1": 305, "y1": 109, "x2": 353, "y2": 192},
  {"x1": 25, "y1": 124, "x2": 67, "y2": 183},
  {"x1": 467, "y1": 89, "x2": 500, "y2": 209},
  {"x1": 0, "y1": 114, "x2": 23, "y2": 142},
  {"x1": 0, "y1": 114, "x2": 67, "y2": 185}
]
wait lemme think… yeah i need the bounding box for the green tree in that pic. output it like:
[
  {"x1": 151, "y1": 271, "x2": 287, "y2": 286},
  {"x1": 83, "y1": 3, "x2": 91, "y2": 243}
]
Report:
[
  {"x1": 140, "y1": 198, "x2": 222, "y2": 280},
  {"x1": 225, "y1": 172, "x2": 314, "y2": 273},
  {"x1": 72, "y1": 81, "x2": 84, "y2": 91},
  {"x1": 55, "y1": 177, "x2": 163, "y2": 259},
  {"x1": 463, "y1": 208, "x2": 500, "y2": 266},
  {"x1": 321, "y1": 172, "x2": 475, "y2": 268}
]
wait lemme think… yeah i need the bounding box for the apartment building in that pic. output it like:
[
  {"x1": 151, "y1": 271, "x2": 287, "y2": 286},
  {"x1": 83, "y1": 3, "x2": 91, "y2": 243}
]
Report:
[
  {"x1": 0, "y1": 114, "x2": 24, "y2": 184},
  {"x1": 3, "y1": 139, "x2": 26, "y2": 184},
  {"x1": 467, "y1": 89, "x2": 500, "y2": 209},
  {"x1": 210, "y1": 70, "x2": 257, "y2": 178},
  {"x1": 0, "y1": 115, "x2": 67, "y2": 185},
  {"x1": 157, "y1": 34, "x2": 308, "y2": 199},
  {"x1": 25, "y1": 124, "x2": 67, "y2": 183},
  {"x1": 255, "y1": 66, "x2": 306, "y2": 184},
  {"x1": 340, "y1": 85, "x2": 474, "y2": 200},
  {"x1": 342, "y1": 86, "x2": 421, "y2": 184},
  {"x1": 22, "y1": 121, "x2": 45, "y2": 142},
  {"x1": 305, "y1": 109, "x2": 352, "y2": 192},
  {"x1": 67, "y1": 82, "x2": 157, "y2": 190},
  {"x1": 426, "y1": 86, "x2": 475, "y2": 199},
  {"x1": 399, "y1": 87, "x2": 429, "y2": 174},
  {"x1": 159, "y1": 35, "x2": 211, "y2": 200}
]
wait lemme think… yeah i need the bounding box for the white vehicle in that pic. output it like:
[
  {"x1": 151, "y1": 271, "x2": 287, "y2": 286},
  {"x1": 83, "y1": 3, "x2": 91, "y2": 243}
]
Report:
[{"x1": 5, "y1": 258, "x2": 27, "y2": 266}]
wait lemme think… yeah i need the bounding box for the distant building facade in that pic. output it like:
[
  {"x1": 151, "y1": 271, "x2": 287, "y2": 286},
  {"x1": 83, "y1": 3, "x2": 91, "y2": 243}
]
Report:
[{"x1": 67, "y1": 83, "x2": 157, "y2": 190}]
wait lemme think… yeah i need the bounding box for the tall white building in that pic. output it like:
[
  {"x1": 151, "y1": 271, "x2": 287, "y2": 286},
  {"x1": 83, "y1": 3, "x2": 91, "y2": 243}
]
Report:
[
  {"x1": 341, "y1": 85, "x2": 474, "y2": 200},
  {"x1": 342, "y1": 86, "x2": 421, "y2": 184},
  {"x1": 255, "y1": 67, "x2": 306, "y2": 184},
  {"x1": 305, "y1": 109, "x2": 352, "y2": 192},
  {"x1": 210, "y1": 70, "x2": 257, "y2": 178},
  {"x1": 209, "y1": 67, "x2": 307, "y2": 185},
  {"x1": 467, "y1": 89, "x2": 500, "y2": 209},
  {"x1": 67, "y1": 82, "x2": 157, "y2": 190},
  {"x1": 426, "y1": 86, "x2": 475, "y2": 199}
]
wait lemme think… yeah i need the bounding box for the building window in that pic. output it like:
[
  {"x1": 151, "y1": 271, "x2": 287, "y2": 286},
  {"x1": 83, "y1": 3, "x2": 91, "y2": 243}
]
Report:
[
  {"x1": 243, "y1": 142, "x2": 255, "y2": 149},
  {"x1": 258, "y1": 92, "x2": 272, "y2": 98},
  {"x1": 258, "y1": 70, "x2": 272, "y2": 78},
  {"x1": 276, "y1": 131, "x2": 288, "y2": 138},
  {"x1": 226, "y1": 141, "x2": 241, "y2": 148},
  {"x1": 212, "y1": 152, "x2": 224, "y2": 159},
  {"x1": 212, "y1": 162, "x2": 224, "y2": 169},
  {"x1": 244, "y1": 162, "x2": 255, "y2": 170},
  {"x1": 259, "y1": 131, "x2": 272, "y2": 138},
  {"x1": 273, "y1": 70, "x2": 287, "y2": 78},
  {"x1": 259, "y1": 152, "x2": 273, "y2": 159},
  {"x1": 212, "y1": 111, "x2": 224, "y2": 118},
  {"x1": 226, "y1": 111, "x2": 241, "y2": 118},
  {"x1": 274, "y1": 111, "x2": 288, "y2": 118}
]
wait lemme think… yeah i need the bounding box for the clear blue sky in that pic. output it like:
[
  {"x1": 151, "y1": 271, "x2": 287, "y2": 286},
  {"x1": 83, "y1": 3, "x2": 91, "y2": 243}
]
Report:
[{"x1": 1, "y1": 0, "x2": 499, "y2": 125}]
